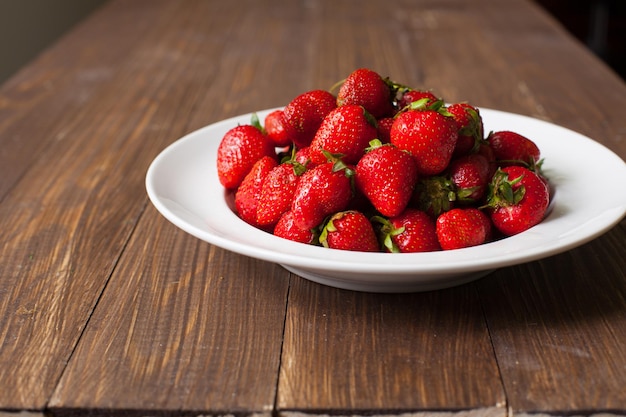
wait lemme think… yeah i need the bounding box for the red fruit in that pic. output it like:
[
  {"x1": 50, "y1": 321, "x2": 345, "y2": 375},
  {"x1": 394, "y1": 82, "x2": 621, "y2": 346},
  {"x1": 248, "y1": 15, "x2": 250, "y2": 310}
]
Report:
[
  {"x1": 485, "y1": 166, "x2": 550, "y2": 236},
  {"x1": 264, "y1": 109, "x2": 292, "y2": 147},
  {"x1": 488, "y1": 131, "x2": 541, "y2": 168},
  {"x1": 291, "y1": 161, "x2": 354, "y2": 230},
  {"x1": 436, "y1": 208, "x2": 492, "y2": 250},
  {"x1": 294, "y1": 146, "x2": 317, "y2": 170},
  {"x1": 448, "y1": 153, "x2": 491, "y2": 203},
  {"x1": 337, "y1": 68, "x2": 394, "y2": 118},
  {"x1": 447, "y1": 102, "x2": 484, "y2": 157},
  {"x1": 355, "y1": 140, "x2": 418, "y2": 217},
  {"x1": 390, "y1": 100, "x2": 458, "y2": 176},
  {"x1": 319, "y1": 211, "x2": 379, "y2": 252},
  {"x1": 234, "y1": 156, "x2": 278, "y2": 227},
  {"x1": 274, "y1": 210, "x2": 317, "y2": 244},
  {"x1": 256, "y1": 158, "x2": 306, "y2": 227},
  {"x1": 283, "y1": 89, "x2": 337, "y2": 148},
  {"x1": 374, "y1": 209, "x2": 441, "y2": 253},
  {"x1": 309, "y1": 105, "x2": 378, "y2": 165},
  {"x1": 397, "y1": 89, "x2": 439, "y2": 110},
  {"x1": 217, "y1": 124, "x2": 276, "y2": 189},
  {"x1": 376, "y1": 117, "x2": 394, "y2": 143},
  {"x1": 477, "y1": 141, "x2": 497, "y2": 178}
]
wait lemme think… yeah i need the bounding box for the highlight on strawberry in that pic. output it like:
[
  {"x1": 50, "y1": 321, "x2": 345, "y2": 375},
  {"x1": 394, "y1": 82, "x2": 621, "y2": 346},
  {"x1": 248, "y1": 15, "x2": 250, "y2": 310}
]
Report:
[{"x1": 216, "y1": 68, "x2": 551, "y2": 252}]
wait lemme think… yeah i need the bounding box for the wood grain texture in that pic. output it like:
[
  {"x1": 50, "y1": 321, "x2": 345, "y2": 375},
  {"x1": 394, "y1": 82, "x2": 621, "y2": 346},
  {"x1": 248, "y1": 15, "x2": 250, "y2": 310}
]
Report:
[
  {"x1": 0, "y1": 0, "x2": 226, "y2": 409},
  {"x1": 277, "y1": 278, "x2": 505, "y2": 413},
  {"x1": 478, "y1": 222, "x2": 626, "y2": 414},
  {"x1": 49, "y1": 206, "x2": 290, "y2": 413}
]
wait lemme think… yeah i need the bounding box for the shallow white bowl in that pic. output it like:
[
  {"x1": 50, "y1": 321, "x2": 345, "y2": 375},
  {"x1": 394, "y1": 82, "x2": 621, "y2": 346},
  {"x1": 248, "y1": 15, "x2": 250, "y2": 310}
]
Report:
[{"x1": 146, "y1": 108, "x2": 626, "y2": 292}]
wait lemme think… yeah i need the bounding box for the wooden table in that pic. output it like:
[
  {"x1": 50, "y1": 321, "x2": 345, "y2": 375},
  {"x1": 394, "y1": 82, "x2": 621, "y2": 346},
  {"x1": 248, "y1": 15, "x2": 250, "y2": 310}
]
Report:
[{"x1": 1, "y1": 0, "x2": 625, "y2": 415}]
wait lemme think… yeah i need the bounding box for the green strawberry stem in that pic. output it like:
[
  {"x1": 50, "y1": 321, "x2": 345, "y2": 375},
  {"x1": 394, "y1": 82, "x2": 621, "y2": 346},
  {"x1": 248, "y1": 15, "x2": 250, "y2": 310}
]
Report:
[
  {"x1": 281, "y1": 147, "x2": 308, "y2": 176},
  {"x1": 414, "y1": 176, "x2": 456, "y2": 217},
  {"x1": 366, "y1": 139, "x2": 384, "y2": 152},
  {"x1": 371, "y1": 215, "x2": 404, "y2": 253},
  {"x1": 483, "y1": 168, "x2": 526, "y2": 209},
  {"x1": 318, "y1": 217, "x2": 337, "y2": 248},
  {"x1": 250, "y1": 113, "x2": 267, "y2": 134},
  {"x1": 398, "y1": 98, "x2": 453, "y2": 118}
]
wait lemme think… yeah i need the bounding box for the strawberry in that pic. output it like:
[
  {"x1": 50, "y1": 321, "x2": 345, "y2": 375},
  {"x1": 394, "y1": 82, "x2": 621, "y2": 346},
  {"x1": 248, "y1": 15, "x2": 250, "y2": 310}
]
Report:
[
  {"x1": 436, "y1": 207, "x2": 492, "y2": 250},
  {"x1": 282, "y1": 89, "x2": 337, "y2": 148},
  {"x1": 217, "y1": 123, "x2": 276, "y2": 189},
  {"x1": 447, "y1": 102, "x2": 484, "y2": 157},
  {"x1": 234, "y1": 156, "x2": 278, "y2": 228},
  {"x1": 390, "y1": 99, "x2": 458, "y2": 176},
  {"x1": 477, "y1": 141, "x2": 498, "y2": 178},
  {"x1": 336, "y1": 68, "x2": 395, "y2": 118},
  {"x1": 309, "y1": 105, "x2": 378, "y2": 165},
  {"x1": 294, "y1": 146, "x2": 317, "y2": 170},
  {"x1": 264, "y1": 109, "x2": 292, "y2": 147},
  {"x1": 448, "y1": 153, "x2": 491, "y2": 204},
  {"x1": 291, "y1": 160, "x2": 354, "y2": 230},
  {"x1": 355, "y1": 139, "x2": 418, "y2": 217},
  {"x1": 487, "y1": 130, "x2": 541, "y2": 168},
  {"x1": 397, "y1": 89, "x2": 439, "y2": 110},
  {"x1": 273, "y1": 210, "x2": 317, "y2": 244},
  {"x1": 376, "y1": 117, "x2": 395, "y2": 143},
  {"x1": 319, "y1": 211, "x2": 379, "y2": 252},
  {"x1": 373, "y1": 209, "x2": 441, "y2": 253},
  {"x1": 256, "y1": 154, "x2": 307, "y2": 227},
  {"x1": 485, "y1": 166, "x2": 550, "y2": 236}
]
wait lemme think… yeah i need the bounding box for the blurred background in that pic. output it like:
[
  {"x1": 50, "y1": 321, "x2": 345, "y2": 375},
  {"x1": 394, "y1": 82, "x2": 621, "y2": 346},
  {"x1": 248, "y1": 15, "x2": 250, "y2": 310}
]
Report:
[{"x1": 0, "y1": 0, "x2": 624, "y2": 85}]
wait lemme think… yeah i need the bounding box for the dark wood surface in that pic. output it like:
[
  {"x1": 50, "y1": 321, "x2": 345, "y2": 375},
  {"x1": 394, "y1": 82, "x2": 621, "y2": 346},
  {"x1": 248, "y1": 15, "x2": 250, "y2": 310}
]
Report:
[{"x1": 0, "y1": 0, "x2": 624, "y2": 415}]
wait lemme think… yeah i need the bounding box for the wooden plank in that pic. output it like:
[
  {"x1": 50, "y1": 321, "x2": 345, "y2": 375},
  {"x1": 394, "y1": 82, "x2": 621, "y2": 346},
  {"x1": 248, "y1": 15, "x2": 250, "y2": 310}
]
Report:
[
  {"x1": 0, "y1": 0, "x2": 228, "y2": 409},
  {"x1": 49, "y1": 206, "x2": 290, "y2": 413},
  {"x1": 277, "y1": 278, "x2": 505, "y2": 413},
  {"x1": 477, "y1": 223, "x2": 626, "y2": 413},
  {"x1": 476, "y1": 0, "x2": 626, "y2": 156},
  {"x1": 0, "y1": 0, "x2": 172, "y2": 199},
  {"x1": 45, "y1": 0, "x2": 298, "y2": 413}
]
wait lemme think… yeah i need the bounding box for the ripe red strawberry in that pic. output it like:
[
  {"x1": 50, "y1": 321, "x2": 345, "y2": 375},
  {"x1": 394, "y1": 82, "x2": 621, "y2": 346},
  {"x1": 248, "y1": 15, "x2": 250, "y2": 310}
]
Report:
[
  {"x1": 282, "y1": 89, "x2": 337, "y2": 148},
  {"x1": 264, "y1": 109, "x2": 292, "y2": 147},
  {"x1": 291, "y1": 160, "x2": 354, "y2": 230},
  {"x1": 337, "y1": 68, "x2": 395, "y2": 118},
  {"x1": 376, "y1": 117, "x2": 395, "y2": 143},
  {"x1": 234, "y1": 156, "x2": 278, "y2": 228},
  {"x1": 355, "y1": 140, "x2": 418, "y2": 217},
  {"x1": 488, "y1": 130, "x2": 541, "y2": 168},
  {"x1": 373, "y1": 209, "x2": 441, "y2": 253},
  {"x1": 309, "y1": 105, "x2": 378, "y2": 165},
  {"x1": 447, "y1": 102, "x2": 484, "y2": 157},
  {"x1": 448, "y1": 153, "x2": 491, "y2": 204},
  {"x1": 436, "y1": 207, "x2": 492, "y2": 250},
  {"x1": 319, "y1": 211, "x2": 379, "y2": 252},
  {"x1": 477, "y1": 141, "x2": 497, "y2": 178},
  {"x1": 397, "y1": 89, "x2": 439, "y2": 110},
  {"x1": 256, "y1": 156, "x2": 307, "y2": 227},
  {"x1": 485, "y1": 166, "x2": 550, "y2": 236},
  {"x1": 390, "y1": 100, "x2": 458, "y2": 176},
  {"x1": 273, "y1": 210, "x2": 317, "y2": 244},
  {"x1": 217, "y1": 124, "x2": 276, "y2": 189}
]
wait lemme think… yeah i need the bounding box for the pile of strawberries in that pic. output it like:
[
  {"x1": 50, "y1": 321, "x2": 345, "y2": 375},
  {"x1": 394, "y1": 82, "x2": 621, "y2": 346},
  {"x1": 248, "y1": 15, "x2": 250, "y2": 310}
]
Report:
[{"x1": 217, "y1": 68, "x2": 550, "y2": 252}]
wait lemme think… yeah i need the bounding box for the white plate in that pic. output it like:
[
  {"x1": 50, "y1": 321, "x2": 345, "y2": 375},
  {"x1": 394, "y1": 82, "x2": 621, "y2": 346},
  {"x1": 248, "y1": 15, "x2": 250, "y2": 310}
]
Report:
[{"x1": 146, "y1": 108, "x2": 626, "y2": 293}]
